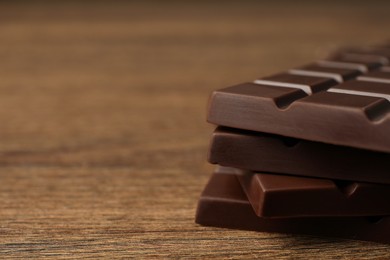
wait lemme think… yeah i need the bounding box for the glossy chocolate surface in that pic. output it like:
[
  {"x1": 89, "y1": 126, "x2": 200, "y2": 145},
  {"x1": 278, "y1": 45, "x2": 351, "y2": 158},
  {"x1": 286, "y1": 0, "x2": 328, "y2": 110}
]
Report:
[
  {"x1": 208, "y1": 80, "x2": 390, "y2": 152},
  {"x1": 208, "y1": 47, "x2": 390, "y2": 152}
]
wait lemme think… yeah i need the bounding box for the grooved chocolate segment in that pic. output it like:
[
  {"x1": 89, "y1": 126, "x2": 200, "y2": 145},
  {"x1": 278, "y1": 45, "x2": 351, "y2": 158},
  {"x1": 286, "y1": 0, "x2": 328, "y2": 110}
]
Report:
[
  {"x1": 358, "y1": 71, "x2": 390, "y2": 84},
  {"x1": 235, "y1": 169, "x2": 390, "y2": 217},
  {"x1": 328, "y1": 55, "x2": 384, "y2": 66},
  {"x1": 195, "y1": 170, "x2": 390, "y2": 244},
  {"x1": 210, "y1": 82, "x2": 307, "y2": 111},
  {"x1": 317, "y1": 58, "x2": 381, "y2": 73},
  {"x1": 208, "y1": 127, "x2": 390, "y2": 184},
  {"x1": 340, "y1": 53, "x2": 389, "y2": 65},
  {"x1": 328, "y1": 80, "x2": 390, "y2": 101},
  {"x1": 289, "y1": 63, "x2": 361, "y2": 82},
  {"x1": 329, "y1": 47, "x2": 390, "y2": 65},
  {"x1": 254, "y1": 73, "x2": 337, "y2": 94},
  {"x1": 207, "y1": 82, "x2": 390, "y2": 152}
]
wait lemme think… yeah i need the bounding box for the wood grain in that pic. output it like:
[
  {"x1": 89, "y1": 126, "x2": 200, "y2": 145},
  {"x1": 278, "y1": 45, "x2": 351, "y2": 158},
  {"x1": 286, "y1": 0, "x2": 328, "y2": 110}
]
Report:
[{"x1": 0, "y1": 1, "x2": 389, "y2": 258}]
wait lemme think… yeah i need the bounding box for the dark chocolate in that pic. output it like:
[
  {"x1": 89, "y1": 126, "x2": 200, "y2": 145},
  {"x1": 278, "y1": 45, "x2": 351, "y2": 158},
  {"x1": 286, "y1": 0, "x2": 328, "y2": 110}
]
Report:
[
  {"x1": 358, "y1": 70, "x2": 390, "y2": 84},
  {"x1": 254, "y1": 73, "x2": 338, "y2": 94},
  {"x1": 317, "y1": 56, "x2": 382, "y2": 72},
  {"x1": 329, "y1": 46, "x2": 390, "y2": 65},
  {"x1": 233, "y1": 167, "x2": 390, "y2": 217},
  {"x1": 207, "y1": 46, "x2": 390, "y2": 152},
  {"x1": 207, "y1": 79, "x2": 390, "y2": 152},
  {"x1": 209, "y1": 127, "x2": 390, "y2": 184},
  {"x1": 289, "y1": 63, "x2": 361, "y2": 82},
  {"x1": 195, "y1": 168, "x2": 390, "y2": 244}
]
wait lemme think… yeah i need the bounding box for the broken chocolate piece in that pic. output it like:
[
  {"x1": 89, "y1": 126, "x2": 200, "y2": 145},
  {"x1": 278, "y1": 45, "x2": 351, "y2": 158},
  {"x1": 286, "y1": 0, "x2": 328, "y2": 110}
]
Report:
[{"x1": 195, "y1": 169, "x2": 390, "y2": 244}]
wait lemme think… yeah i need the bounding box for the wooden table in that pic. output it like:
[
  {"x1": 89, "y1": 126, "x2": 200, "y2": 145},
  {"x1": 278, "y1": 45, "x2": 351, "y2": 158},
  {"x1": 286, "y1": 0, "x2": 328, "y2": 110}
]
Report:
[{"x1": 0, "y1": 1, "x2": 389, "y2": 258}]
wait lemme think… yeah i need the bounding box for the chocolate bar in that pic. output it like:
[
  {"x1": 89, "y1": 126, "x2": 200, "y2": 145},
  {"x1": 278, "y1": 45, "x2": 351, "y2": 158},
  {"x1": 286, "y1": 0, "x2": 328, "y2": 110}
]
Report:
[
  {"x1": 207, "y1": 57, "x2": 390, "y2": 152},
  {"x1": 195, "y1": 168, "x2": 390, "y2": 244},
  {"x1": 317, "y1": 57, "x2": 381, "y2": 72},
  {"x1": 233, "y1": 167, "x2": 390, "y2": 217},
  {"x1": 329, "y1": 46, "x2": 390, "y2": 65},
  {"x1": 288, "y1": 64, "x2": 361, "y2": 82},
  {"x1": 358, "y1": 70, "x2": 390, "y2": 84},
  {"x1": 209, "y1": 127, "x2": 390, "y2": 184}
]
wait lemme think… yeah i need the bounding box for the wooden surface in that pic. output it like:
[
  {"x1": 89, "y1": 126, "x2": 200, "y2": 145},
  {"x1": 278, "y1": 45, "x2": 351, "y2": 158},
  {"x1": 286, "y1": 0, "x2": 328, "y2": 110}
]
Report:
[{"x1": 0, "y1": 1, "x2": 390, "y2": 258}]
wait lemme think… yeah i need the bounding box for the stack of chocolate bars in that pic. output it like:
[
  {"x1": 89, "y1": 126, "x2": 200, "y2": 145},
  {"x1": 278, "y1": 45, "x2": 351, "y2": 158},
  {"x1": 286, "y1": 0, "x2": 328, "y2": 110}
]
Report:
[{"x1": 196, "y1": 44, "x2": 390, "y2": 244}]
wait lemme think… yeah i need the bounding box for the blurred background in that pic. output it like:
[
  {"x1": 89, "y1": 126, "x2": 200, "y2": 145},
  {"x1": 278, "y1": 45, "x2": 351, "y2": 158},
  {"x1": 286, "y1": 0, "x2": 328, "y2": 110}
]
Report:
[
  {"x1": 0, "y1": 1, "x2": 389, "y2": 165},
  {"x1": 1, "y1": 1, "x2": 390, "y2": 257},
  {"x1": 0, "y1": 1, "x2": 389, "y2": 163}
]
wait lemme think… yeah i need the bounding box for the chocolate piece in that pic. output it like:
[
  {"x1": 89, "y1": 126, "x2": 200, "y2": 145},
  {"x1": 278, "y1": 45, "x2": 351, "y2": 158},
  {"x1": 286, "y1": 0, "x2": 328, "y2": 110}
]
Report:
[
  {"x1": 325, "y1": 80, "x2": 390, "y2": 101},
  {"x1": 358, "y1": 70, "x2": 390, "y2": 84},
  {"x1": 253, "y1": 73, "x2": 337, "y2": 94},
  {"x1": 331, "y1": 53, "x2": 389, "y2": 66},
  {"x1": 289, "y1": 63, "x2": 361, "y2": 82},
  {"x1": 329, "y1": 47, "x2": 390, "y2": 65},
  {"x1": 209, "y1": 127, "x2": 390, "y2": 184},
  {"x1": 317, "y1": 56, "x2": 382, "y2": 73},
  {"x1": 235, "y1": 168, "x2": 390, "y2": 217},
  {"x1": 207, "y1": 79, "x2": 390, "y2": 152},
  {"x1": 195, "y1": 169, "x2": 390, "y2": 244}
]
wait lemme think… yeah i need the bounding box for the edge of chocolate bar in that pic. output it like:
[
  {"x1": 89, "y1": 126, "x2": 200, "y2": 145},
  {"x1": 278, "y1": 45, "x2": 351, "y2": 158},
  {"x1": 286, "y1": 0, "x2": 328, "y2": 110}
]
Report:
[
  {"x1": 207, "y1": 81, "x2": 390, "y2": 153},
  {"x1": 195, "y1": 169, "x2": 390, "y2": 244},
  {"x1": 208, "y1": 127, "x2": 390, "y2": 184}
]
